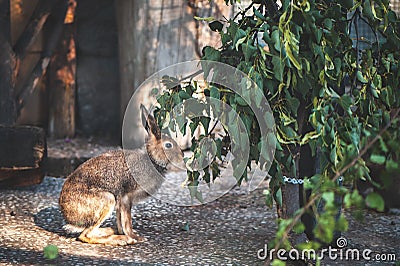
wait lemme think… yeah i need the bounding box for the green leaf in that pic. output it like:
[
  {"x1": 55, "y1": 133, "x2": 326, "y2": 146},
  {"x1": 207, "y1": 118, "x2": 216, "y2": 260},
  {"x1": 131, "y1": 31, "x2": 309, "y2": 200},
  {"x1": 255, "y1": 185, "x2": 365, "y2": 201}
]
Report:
[
  {"x1": 232, "y1": 158, "x2": 247, "y2": 181},
  {"x1": 272, "y1": 56, "x2": 284, "y2": 81},
  {"x1": 324, "y1": 18, "x2": 333, "y2": 30},
  {"x1": 300, "y1": 131, "x2": 320, "y2": 145},
  {"x1": 214, "y1": 139, "x2": 222, "y2": 160},
  {"x1": 258, "y1": 133, "x2": 274, "y2": 163},
  {"x1": 182, "y1": 222, "x2": 190, "y2": 231},
  {"x1": 234, "y1": 29, "x2": 247, "y2": 50},
  {"x1": 194, "y1": 16, "x2": 215, "y2": 22},
  {"x1": 203, "y1": 46, "x2": 221, "y2": 61},
  {"x1": 202, "y1": 47, "x2": 221, "y2": 77},
  {"x1": 271, "y1": 259, "x2": 286, "y2": 266},
  {"x1": 370, "y1": 154, "x2": 386, "y2": 165},
  {"x1": 240, "y1": 113, "x2": 252, "y2": 133},
  {"x1": 322, "y1": 192, "x2": 335, "y2": 208},
  {"x1": 189, "y1": 121, "x2": 198, "y2": 136},
  {"x1": 287, "y1": 97, "x2": 300, "y2": 115},
  {"x1": 242, "y1": 43, "x2": 257, "y2": 62},
  {"x1": 43, "y1": 245, "x2": 59, "y2": 260},
  {"x1": 275, "y1": 188, "x2": 283, "y2": 207},
  {"x1": 210, "y1": 86, "x2": 220, "y2": 99},
  {"x1": 234, "y1": 94, "x2": 247, "y2": 106},
  {"x1": 335, "y1": 215, "x2": 349, "y2": 232},
  {"x1": 188, "y1": 185, "x2": 204, "y2": 203},
  {"x1": 271, "y1": 29, "x2": 281, "y2": 52},
  {"x1": 365, "y1": 192, "x2": 385, "y2": 212},
  {"x1": 150, "y1": 87, "x2": 159, "y2": 96},
  {"x1": 362, "y1": 0, "x2": 375, "y2": 21},
  {"x1": 284, "y1": 42, "x2": 302, "y2": 70},
  {"x1": 356, "y1": 71, "x2": 368, "y2": 83},
  {"x1": 200, "y1": 116, "x2": 211, "y2": 133},
  {"x1": 172, "y1": 93, "x2": 182, "y2": 105},
  {"x1": 386, "y1": 159, "x2": 399, "y2": 172},
  {"x1": 293, "y1": 221, "x2": 305, "y2": 234},
  {"x1": 330, "y1": 147, "x2": 337, "y2": 165},
  {"x1": 339, "y1": 94, "x2": 352, "y2": 114},
  {"x1": 315, "y1": 29, "x2": 323, "y2": 43},
  {"x1": 178, "y1": 90, "x2": 191, "y2": 100},
  {"x1": 313, "y1": 212, "x2": 335, "y2": 243},
  {"x1": 263, "y1": 189, "x2": 273, "y2": 208},
  {"x1": 264, "y1": 112, "x2": 275, "y2": 128},
  {"x1": 254, "y1": 8, "x2": 266, "y2": 20},
  {"x1": 161, "y1": 75, "x2": 180, "y2": 89},
  {"x1": 344, "y1": 190, "x2": 364, "y2": 208},
  {"x1": 297, "y1": 240, "x2": 321, "y2": 251},
  {"x1": 341, "y1": 0, "x2": 354, "y2": 9},
  {"x1": 209, "y1": 21, "x2": 223, "y2": 32}
]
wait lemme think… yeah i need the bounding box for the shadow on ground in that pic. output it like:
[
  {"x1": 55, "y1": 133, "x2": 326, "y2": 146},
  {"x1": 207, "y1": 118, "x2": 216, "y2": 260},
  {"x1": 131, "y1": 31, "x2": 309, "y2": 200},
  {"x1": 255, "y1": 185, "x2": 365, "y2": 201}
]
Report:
[
  {"x1": 34, "y1": 207, "x2": 70, "y2": 237},
  {"x1": 0, "y1": 246, "x2": 149, "y2": 266}
]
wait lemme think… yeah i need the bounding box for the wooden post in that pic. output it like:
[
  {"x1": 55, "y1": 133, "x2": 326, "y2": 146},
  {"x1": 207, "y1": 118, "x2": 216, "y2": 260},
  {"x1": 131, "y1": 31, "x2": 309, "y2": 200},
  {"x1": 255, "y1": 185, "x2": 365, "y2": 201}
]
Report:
[
  {"x1": 48, "y1": 0, "x2": 76, "y2": 138},
  {"x1": 0, "y1": 0, "x2": 17, "y2": 125}
]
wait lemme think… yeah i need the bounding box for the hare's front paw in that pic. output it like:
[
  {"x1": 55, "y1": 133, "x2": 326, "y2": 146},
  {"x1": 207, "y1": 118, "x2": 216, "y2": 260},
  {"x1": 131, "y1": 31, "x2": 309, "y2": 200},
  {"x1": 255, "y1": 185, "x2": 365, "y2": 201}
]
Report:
[
  {"x1": 106, "y1": 235, "x2": 135, "y2": 246},
  {"x1": 126, "y1": 234, "x2": 147, "y2": 244},
  {"x1": 134, "y1": 235, "x2": 147, "y2": 243}
]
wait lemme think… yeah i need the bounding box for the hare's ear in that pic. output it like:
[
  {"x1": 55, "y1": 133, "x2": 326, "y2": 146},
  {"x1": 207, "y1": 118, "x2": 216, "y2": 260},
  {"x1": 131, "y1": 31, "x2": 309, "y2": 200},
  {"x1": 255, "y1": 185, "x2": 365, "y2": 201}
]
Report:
[{"x1": 140, "y1": 104, "x2": 161, "y2": 140}]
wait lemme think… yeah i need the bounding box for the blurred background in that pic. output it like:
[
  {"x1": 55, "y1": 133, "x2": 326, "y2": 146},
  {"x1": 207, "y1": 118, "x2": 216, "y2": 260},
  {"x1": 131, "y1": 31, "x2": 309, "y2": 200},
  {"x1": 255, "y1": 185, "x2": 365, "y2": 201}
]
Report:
[{"x1": 0, "y1": 0, "x2": 244, "y2": 142}]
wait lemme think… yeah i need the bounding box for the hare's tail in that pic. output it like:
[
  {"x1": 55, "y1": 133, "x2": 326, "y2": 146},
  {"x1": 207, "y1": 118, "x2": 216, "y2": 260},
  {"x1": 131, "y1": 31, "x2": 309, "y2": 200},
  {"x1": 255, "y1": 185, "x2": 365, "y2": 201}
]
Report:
[{"x1": 63, "y1": 224, "x2": 85, "y2": 233}]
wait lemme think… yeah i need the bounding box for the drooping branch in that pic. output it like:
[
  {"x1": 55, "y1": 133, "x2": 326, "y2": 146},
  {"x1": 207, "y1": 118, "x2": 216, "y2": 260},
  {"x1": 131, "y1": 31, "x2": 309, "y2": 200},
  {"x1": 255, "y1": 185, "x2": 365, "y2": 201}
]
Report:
[{"x1": 16, "y1": 0, "x2": 69, "y2": 115}]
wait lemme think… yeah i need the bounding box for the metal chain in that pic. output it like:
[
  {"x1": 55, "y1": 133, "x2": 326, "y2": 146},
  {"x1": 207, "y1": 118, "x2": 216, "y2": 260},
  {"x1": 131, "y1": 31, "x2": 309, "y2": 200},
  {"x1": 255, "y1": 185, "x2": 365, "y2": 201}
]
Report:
[
  {"x1": 283, "y1": 176, "x2": 344, "y2": 185},
  {"x1": 283, "y1": 176, "x2": 304, "y2": 185}
]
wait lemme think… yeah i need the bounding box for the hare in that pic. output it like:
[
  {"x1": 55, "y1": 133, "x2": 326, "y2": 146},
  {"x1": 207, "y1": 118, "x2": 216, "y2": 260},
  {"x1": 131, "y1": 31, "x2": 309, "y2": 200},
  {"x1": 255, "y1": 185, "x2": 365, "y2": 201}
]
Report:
[{"x1": 59, "y1": 105, "x2": 184, "y2": 245}]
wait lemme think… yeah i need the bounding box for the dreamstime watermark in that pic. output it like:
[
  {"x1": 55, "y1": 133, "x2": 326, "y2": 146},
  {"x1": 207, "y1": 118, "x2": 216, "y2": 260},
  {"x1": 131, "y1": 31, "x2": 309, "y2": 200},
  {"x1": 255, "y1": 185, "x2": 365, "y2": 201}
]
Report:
[{"x1": 257, "y1": 237, "x2": 398, "y2": 262}]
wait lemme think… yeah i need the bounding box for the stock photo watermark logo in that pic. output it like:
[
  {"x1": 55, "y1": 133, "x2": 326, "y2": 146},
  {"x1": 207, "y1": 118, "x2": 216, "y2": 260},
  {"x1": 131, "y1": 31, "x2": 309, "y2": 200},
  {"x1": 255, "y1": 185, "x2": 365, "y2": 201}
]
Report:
[
  {"x1": 122, "y1": 60, "x2": 276, "y2": 206},
  {"x1": 257, "y1": 237, "x2": 398, "y2": 262}
]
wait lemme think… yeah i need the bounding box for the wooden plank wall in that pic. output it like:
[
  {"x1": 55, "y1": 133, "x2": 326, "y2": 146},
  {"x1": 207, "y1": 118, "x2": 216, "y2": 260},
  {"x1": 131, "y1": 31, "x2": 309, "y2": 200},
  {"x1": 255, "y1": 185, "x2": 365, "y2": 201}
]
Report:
[{"x1": 115, "y1": 0, "x2": 233, "y2": 147}]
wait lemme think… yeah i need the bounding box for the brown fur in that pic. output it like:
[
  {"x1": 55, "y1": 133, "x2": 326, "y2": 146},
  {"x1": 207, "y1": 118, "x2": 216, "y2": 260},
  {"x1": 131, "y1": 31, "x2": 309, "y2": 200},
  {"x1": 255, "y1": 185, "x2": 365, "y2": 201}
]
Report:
[{"x1": 59, "y1": 105, "x2": 183, "y2": 245}]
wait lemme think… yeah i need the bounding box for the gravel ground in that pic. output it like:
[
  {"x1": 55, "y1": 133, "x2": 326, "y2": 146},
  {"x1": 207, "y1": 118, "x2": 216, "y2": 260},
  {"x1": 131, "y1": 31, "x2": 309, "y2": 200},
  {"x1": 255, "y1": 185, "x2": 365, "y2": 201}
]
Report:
[
  {"x1": 0, "y1": 176, "x2": 398, "y2": 266},
  {"x1": 0, "y1": 176, "x2": 275, "y2": 266}
]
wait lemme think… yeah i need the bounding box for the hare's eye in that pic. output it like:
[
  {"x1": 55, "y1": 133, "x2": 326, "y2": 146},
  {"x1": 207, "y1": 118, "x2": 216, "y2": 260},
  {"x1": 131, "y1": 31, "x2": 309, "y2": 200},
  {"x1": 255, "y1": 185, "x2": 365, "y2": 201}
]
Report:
[{"x1": 164, "y1": 142, "x2": 173, "y2": 149}]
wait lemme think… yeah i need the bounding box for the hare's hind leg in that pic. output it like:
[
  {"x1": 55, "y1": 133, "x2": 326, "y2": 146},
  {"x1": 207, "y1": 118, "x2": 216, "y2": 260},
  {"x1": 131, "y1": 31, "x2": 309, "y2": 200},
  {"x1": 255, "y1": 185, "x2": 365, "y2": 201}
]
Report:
[
  {"x1": 77, "y1": 191, "x2": 135, "y2": 245},
  {"x1": 116, "y1": 194, "x2": 147, "y2": 243}
]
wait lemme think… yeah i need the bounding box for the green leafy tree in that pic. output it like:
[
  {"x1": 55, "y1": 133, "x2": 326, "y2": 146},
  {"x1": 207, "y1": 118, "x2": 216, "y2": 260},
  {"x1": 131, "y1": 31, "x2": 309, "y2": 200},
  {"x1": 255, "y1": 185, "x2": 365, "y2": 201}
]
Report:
[{"x1": 155, "y1": 0, "x2": 399, "y2": 261}]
